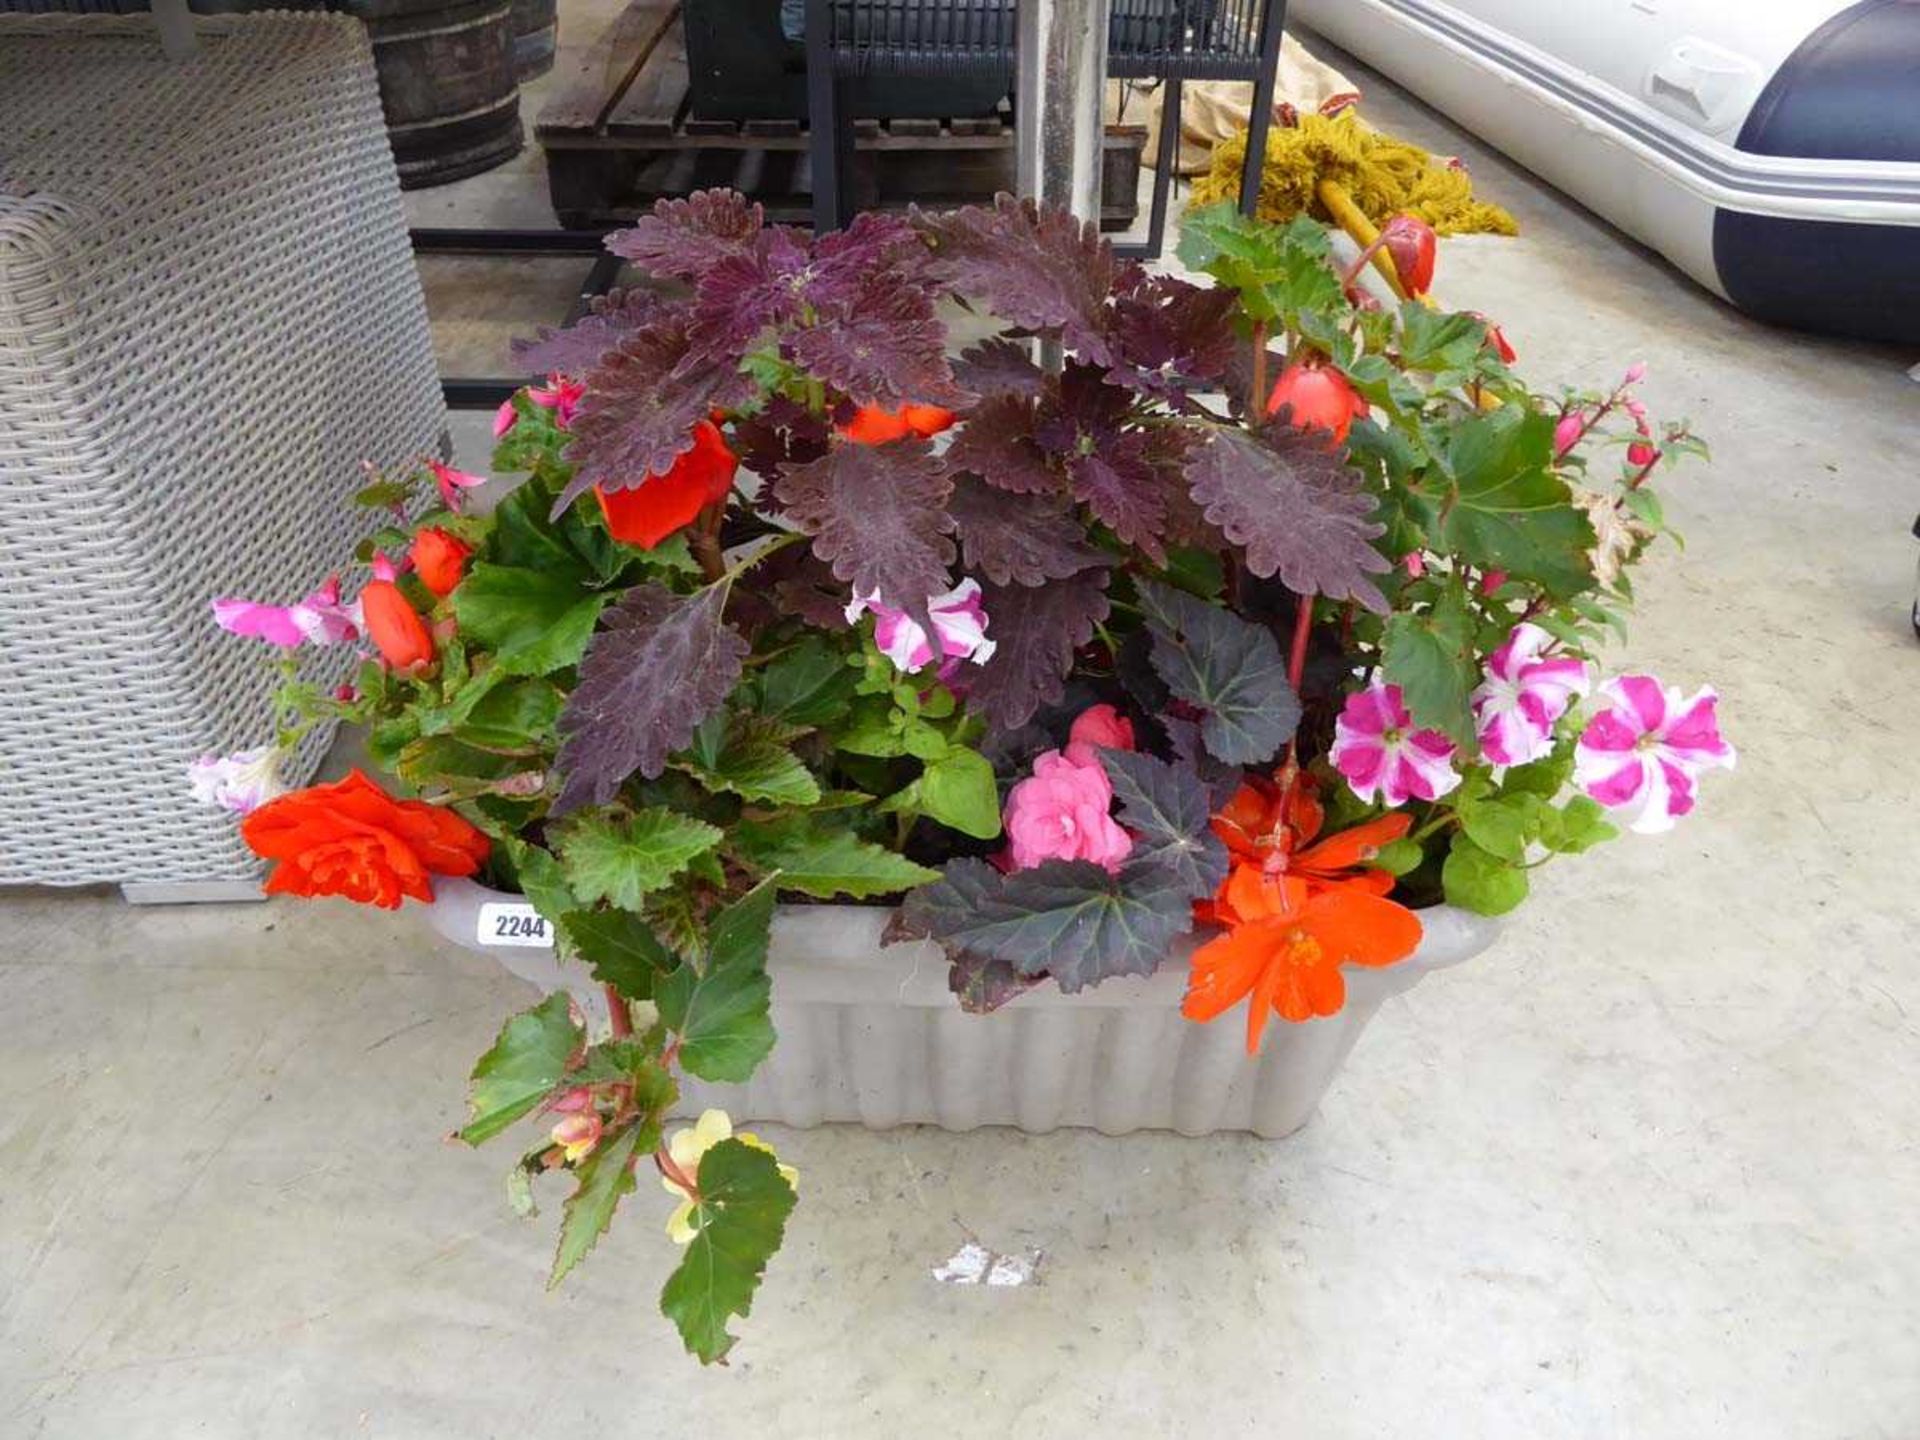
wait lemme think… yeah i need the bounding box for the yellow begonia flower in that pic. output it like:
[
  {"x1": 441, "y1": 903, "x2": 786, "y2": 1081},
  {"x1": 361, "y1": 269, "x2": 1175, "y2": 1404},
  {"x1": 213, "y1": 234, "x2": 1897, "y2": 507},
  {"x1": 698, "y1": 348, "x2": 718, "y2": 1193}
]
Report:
[{"x1": 661, "y1": 1108, "x2": 799, "y2": 1245}]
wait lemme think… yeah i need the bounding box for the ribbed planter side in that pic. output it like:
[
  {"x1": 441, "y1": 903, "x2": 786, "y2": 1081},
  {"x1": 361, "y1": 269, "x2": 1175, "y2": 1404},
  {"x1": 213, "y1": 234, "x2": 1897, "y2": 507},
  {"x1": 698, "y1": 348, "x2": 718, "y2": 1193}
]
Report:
[{"x1": 424, "y1": 879, "x2": 1499, "y2": 1138}]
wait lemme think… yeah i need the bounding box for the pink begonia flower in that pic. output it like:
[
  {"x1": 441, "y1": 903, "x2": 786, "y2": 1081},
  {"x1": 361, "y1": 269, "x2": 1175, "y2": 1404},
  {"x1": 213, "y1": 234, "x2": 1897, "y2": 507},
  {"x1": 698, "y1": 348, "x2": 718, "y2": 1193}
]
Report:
[
  {"x1": 1480, "y1": 568, "x2": 1509, "y2": 594},
  {"x1": 186, "y1": 745, "x2": 286, "y2": 815},
  {"x1": 1064, "y1": 703, "x2": 1135, "y2": 767},
  {"x1": 550, "y1": 1111, "x2": 602, "y2": 1165},
  {"x1": 369, "y1": 551, "x2": 404, "y2": 583},
  {"x1": 1574, "y1": 676, "x2": 1735, "y2": 834},
  {"x1": 529, "y1": 375, "x2": 585, "y2": 429},
  {"x1": 844, "y1": 578, "x2": 996, "y2": 675},
  {"x1": 211, "y1": 575, "x2": 360, "y2": 648},
  {"x1": 1330, "y1": 680, "x2": 1462, "y2": 806},
  {"x1": 426, "y1": 458, "x2": 487, "y2": 512},
  {"x1": 492, "y1": 399, "x2": 519, "y2": 439},
  {"x1": 1004, "y1": 751, "x2": 1134, "y2": 873},
  {"x1": 1471, "y1": 623, "x2": 1591, "y2": 767}
]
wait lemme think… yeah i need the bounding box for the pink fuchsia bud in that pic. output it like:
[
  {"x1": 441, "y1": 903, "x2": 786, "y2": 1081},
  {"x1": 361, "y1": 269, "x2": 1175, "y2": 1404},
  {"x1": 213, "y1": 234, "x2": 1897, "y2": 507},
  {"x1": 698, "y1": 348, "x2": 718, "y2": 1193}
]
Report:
[
  {"x1": 1574, "y1": 675, "x2": 1734, "y2": 834},
  {"x1": 492, "y1": 399, "x2": 518, "y2": 439},
  {"x1": 1479, "y1": 569, "x2": 1508, "y2": 594},
  {"x1": 550, "y1": 1111, "x2": 603, "y2": 1165},
  {"x1": 1378, "y1": 213, "x2": 1437, "y2": 296},
  {"x1": 1553, "y1": 410, "x2": 1589, "y2": 459},
  {"x1": 1623, "y1": 362, "x2": 1648, "y2": 386},
  {"x1": 1003, "y1": 751, "x2": 1134, "y2": 873},
  {"x1": 1402, "y1": 552, "x2": 1426, "y2": 579},
  {"x1": 369, "y1": 552, "x2": 403, "y2": 583},
  {"x1": 1627, "y1": 439, "x2": 1659, "y2": 467},
  {"x1": 1064, "y1": 703, "x2": 1136, "y2": 768},
  {"x1": 332, "y1": 683, "x2": 358, "y2": 703}
]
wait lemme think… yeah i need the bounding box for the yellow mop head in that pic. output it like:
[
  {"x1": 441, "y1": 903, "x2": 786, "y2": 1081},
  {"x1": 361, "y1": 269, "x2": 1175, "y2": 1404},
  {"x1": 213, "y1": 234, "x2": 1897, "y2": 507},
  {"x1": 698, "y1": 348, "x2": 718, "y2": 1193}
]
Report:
[{"x1": 1192, "y1": 110, "x2": 1519, "y2": 237}]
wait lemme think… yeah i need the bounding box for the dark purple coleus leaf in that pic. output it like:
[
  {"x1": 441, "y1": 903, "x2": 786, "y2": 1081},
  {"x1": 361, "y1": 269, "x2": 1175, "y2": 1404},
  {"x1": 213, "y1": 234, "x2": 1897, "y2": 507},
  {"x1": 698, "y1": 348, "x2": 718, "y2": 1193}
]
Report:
[
  {"x1": 1186, "y1": 425, "x2": 1391, "y2": 611},
  {"x1": 952, "y1": 338, "x2": 1047, "y2": 400},
  {"x1": 786, "y1": 267, "x2": 961, "y2": 409},
  {"x1": 896, "y1": 856, "x2": 1190, "y2": 994},
  {"x1": 681, "y1": 225, "x2": 813, "y2": 372},
  {"x1": 552, "y1": 583, "x2": 748, "y2": 814},
  {"x1": 729, "y1": 393, "x2": 830, "y2": 480},
  {"x1": 945, "y1": 395, "x2": 1062, "y2": 496},
  {"x1": 604, "y1": 189, "x2": 764, "y2": 282},
  {"x1": 947, "y1": 473, "x2": 1104, "y2": 588},
  {"x1": 511, "y1": 287, "x2": 668, "y2": 379},
  {"x1": 1034, "y1": 365, "x2": 1169, "y2": 559},
  {"x1": 807, "y1": 211, "x2": 930, "y2": 297},
  {"x1": 1104, "y1": 272, "x2": 1240, "y2": 405},
  {"x1": 773, "y1": 440, "x2": 956, "y2": 611},
  {"x1": 913, "y1": 197, "x2": 1115, "y2": 365},
  {"x1": 964, "y1": 568, "x2": 1111, "y2": 729},
  {"x1": 556, "y1": 315, "x2": 757, "y2": 516}
]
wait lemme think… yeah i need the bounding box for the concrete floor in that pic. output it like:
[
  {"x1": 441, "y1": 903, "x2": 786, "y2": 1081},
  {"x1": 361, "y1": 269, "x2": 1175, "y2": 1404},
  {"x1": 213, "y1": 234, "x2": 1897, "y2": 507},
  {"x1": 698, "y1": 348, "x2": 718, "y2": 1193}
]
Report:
[{"x1": 6, "y1": 17, "x2": 1920, "y2": 1440}]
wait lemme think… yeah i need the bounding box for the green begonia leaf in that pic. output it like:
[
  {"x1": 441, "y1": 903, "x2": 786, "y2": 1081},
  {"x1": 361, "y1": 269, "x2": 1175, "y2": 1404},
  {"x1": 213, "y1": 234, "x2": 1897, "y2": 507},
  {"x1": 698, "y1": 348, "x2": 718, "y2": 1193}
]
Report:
[
  {"x1": 460, "y1": 993, "x2": 581, "y2": 1145},
  {"x1": 659, "y1": 1139, "x2": 798, "y2": 1364}
]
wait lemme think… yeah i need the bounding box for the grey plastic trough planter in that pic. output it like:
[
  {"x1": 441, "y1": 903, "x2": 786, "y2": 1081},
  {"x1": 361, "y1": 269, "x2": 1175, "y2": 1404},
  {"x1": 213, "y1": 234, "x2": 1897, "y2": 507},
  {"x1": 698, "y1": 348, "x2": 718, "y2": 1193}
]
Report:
[{"x1": 424, "y1": 876, "x2": 1500, "y2": 1138}]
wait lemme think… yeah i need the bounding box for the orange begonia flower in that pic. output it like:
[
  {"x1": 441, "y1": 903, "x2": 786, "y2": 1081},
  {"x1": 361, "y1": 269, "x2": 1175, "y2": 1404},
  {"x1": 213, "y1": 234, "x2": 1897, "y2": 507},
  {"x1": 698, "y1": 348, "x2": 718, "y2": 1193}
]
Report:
[
  {"x1": 836, "y1": 403, "x2": 957, "y2": 445},
  {"x1": 360, "y1": 579, "x2": 435, "y2": 670},
  {"x1": 241, "y1": 770, "x2": 488, "y2": 909},
  {"x1": 1183, "y1": 888, "x2": 1423, "y2": 1053},
  {"x1": 410, "y1": 527, "x2": 472, "y2": 598},
  {"x1": 596, "y1": 420, "x2": 738, "y2": 550},
  {"x1": 1187, "y1": 777, "x2": 1422, "y2": 1050}
]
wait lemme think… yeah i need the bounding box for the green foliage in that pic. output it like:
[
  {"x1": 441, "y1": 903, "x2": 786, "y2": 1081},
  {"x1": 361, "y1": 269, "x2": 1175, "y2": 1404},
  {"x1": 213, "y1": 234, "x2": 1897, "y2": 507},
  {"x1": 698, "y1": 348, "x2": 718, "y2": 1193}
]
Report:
[
  {"x1": 550, "y1": 1118, "x2": 651, "y2": 1288},
  {"x1": 460, "y1": 993, "x2": 581, "y2": 1145},
  {"x1": 659, "y1": 1139, "x2": 798, "y2": 1364},
  {"x1": 1380, "y1": 582, "x2": 1477, "y2": 743},
  {"x1": 454, "y1": 564, "x2": 612, "y2": 676},
  {"x1": 656, "y1": 880, "x2": 778, "y2": 1082},
  {"x1": 1442, "y1": 834, "x2": 1530, "y2": 915},
  {"x1": 554, "y1": 809, "x2": 724, "y2": 911},
  {"x1": 677, "y1": 714, "x2": 821, "y2": 807},
  {"x1": 1176, "y1": 203, "x2": 1343, "y2": 325},
  {"x1": 562, "y1": 908, "x2": 678, "y2": 1000},
  {"x1": 733, "y1": 818, "x2": 940, "y2": 898}
]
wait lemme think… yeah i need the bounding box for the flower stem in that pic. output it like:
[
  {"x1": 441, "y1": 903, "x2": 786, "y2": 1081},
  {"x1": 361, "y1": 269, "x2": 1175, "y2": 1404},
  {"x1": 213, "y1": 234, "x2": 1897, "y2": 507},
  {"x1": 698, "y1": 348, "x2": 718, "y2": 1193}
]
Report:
[
  {"x1": 1286, "y1": 592, "x2": 1314, "y2": 693},
  {"x1": 691, "y1": 503, "x2": 726, "y2": 584},
  {"x1": 1250, "y1": 320, "x2": 1270, "y2": 418}
]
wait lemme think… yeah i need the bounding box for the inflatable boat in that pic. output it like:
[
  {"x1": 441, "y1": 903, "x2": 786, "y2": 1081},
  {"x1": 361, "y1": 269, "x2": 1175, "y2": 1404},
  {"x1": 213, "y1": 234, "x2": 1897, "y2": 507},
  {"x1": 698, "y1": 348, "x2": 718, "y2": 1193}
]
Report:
[{"x1": 1289, "y1": 0, "x2": 1920, "y2": 344}]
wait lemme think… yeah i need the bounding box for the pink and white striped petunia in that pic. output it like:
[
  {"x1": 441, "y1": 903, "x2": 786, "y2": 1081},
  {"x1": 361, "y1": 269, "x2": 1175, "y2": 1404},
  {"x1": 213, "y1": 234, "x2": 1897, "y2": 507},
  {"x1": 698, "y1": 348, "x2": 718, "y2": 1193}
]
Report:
[
  {"x1": 1330, "y1": 680, "x2": 1462, "y2": 807},
  {"x1": 211, "y1": 575, "x2": 360, "y2": 648},
  {"x1": 426, "y1": 458, "x2": 488, "y2": 512},
  {"x1": 1471, "y1": 622, "x2": 1592, "y2": 767},
  {"x1": 1574, "y1": 675, "x2": 1735, "y2": 834},
  {"x1": 529, "y1": 374, "x2": 585, "y2": 429},
  {"x1": 844, "y1": 578, "x2": 997, "y2": 675}
]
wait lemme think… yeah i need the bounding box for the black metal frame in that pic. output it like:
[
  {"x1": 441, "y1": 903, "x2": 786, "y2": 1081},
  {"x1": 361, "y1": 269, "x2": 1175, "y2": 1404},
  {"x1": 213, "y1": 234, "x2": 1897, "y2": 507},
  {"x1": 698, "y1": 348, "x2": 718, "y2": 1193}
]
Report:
[
  {"x1": 806, "y1": 0, "x2": 1289, "y2": 255},
  {"x1": 411, "y1": 227, "x2": 622, "y2": 410}
]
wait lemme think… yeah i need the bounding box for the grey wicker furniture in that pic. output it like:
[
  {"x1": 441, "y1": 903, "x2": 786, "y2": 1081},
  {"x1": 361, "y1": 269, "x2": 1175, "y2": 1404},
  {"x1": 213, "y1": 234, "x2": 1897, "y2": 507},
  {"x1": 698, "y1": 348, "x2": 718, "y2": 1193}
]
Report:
[{"x1": 0, "y1": 12, "x2": 445, "y2": 894}]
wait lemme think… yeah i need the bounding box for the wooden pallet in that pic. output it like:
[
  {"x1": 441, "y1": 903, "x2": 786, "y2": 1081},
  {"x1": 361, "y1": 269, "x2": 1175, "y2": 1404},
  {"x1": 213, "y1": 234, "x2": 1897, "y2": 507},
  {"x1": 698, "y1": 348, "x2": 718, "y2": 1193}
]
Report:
[{"x1": 536, "y1": 1, "x2": 1146, "y2": 230}]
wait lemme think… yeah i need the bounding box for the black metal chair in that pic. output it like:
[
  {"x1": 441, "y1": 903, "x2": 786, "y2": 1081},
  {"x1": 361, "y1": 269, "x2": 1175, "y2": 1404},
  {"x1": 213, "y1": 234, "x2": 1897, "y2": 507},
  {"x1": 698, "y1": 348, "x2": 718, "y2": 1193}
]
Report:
[{"x1": 805, "y1": 0, "x2": 1290, "y2": 256}]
